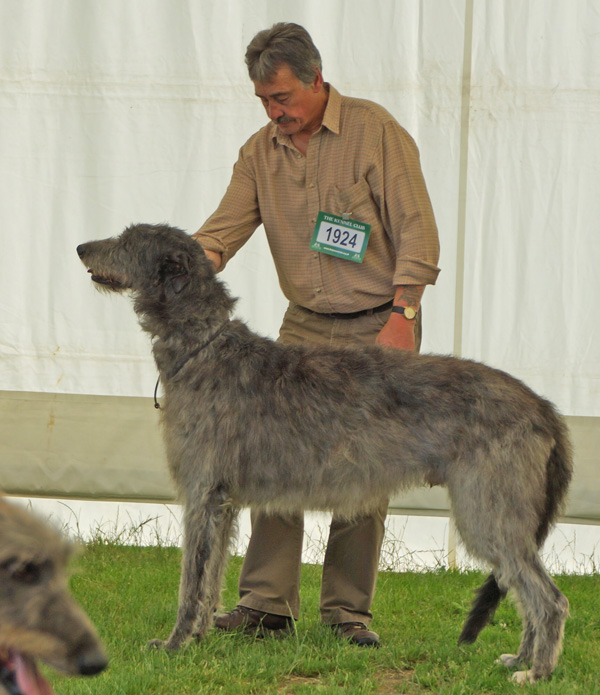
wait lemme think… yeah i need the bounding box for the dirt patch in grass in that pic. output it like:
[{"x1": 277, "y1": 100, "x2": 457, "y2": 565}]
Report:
[
  {"x1": 278, "y1": 673, "x2": 322, "y2": 693},
  {"x1": 375, "y1": 667, "x2": 419, "y2": 694},
  {"x1": 278, "y1": 668, "x2": 419, "y2": 694}
]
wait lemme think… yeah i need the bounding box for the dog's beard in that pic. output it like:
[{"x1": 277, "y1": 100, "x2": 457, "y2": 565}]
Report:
[{"x1": 87, "y1": 269, "x2": 128, "y2": 291}]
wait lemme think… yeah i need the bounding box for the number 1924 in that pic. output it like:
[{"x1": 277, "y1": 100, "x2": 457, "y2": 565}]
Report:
[{"x1": 324, "y1": 226, "x2": 359, "y2": 249}]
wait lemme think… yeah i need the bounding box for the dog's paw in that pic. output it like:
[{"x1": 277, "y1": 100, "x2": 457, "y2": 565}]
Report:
[
  {"x1": 496, "y1": 653, "x2": 522, "y2": 668},
  {"x1": 512, "y1": 670, "x2": 536, "y2": 685},
  {"x1": 148, "y1": 636, "x2": 185, "y2": 651}
]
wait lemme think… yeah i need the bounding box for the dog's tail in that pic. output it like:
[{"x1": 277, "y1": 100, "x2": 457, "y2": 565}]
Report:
[
  {"x1": 459, "y1": 408, "x2": 573, "y2": 646},
  {"x1": 458, "y1": 573, "x2": 506, "y2": 645},
  {"x1": 535, "y1": 410, "x2": 573, "y2": 547}
]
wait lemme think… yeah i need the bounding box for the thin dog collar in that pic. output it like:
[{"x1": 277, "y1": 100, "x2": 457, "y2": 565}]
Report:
[{"x1": 153, "y1": 320, "x2": 229, "y2": 410}]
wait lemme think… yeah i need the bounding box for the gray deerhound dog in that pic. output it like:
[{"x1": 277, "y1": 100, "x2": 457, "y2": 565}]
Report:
[
  {"x1": 0, "y1": 497, "x2": 107, "y2": 694},
  {"x1": 77, "y1": 223, "x2": 572, "y2": 684}
]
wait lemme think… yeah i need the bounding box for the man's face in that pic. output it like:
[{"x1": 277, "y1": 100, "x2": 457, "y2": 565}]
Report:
[{"x1": 253, "y1": 64, "x2": 325, "y2": 137}]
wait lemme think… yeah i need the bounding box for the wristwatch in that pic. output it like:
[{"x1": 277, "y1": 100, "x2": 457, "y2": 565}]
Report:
[{"x1": 391, "y1": 306, "x2": 417, "y2": 320}]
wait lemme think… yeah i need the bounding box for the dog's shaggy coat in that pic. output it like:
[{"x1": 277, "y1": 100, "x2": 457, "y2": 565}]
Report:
[
  {"x1": 78, "y1": 223, "x2": 572, "y2": 684},
  {"x1": 0, "y1": 498, "x2": 107, "y2": 695}
]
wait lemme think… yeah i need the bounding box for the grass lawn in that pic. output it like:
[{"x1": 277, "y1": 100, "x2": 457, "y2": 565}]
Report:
[{"x1": 49, "y1": 543, "x2": 600, "y2": 694}]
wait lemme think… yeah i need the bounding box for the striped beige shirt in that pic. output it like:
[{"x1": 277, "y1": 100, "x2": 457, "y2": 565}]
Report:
[{"x1": 193, "y1": 85, "x2": 440, "y2": 314}]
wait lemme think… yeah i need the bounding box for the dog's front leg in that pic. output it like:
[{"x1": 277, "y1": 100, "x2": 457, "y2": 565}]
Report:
[
  {"x1": 148, "y1": 486, "x2": 226, "y2": 650},
  {"x1": 194, "y1": 499, "x2": 238, "y2": 639}
]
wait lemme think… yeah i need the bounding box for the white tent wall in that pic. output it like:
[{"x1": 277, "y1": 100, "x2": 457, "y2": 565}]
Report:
[
  {"x1": 461, "y1": 2, "x2": 600, "y2": 417},
  {"x1": 0, "y1": 1, "x2": 599, "y2": 527}
]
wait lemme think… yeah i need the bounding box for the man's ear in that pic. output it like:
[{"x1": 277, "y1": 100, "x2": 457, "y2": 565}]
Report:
[
  {"x1": 311, "y1": 68, "x2": 324, "y2": 92},
  {"x1": 160, "y1": 252, "x2": 190, "y2": 295}
]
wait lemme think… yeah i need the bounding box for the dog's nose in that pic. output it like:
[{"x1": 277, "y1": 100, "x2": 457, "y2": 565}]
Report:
[
  {"x1": 77, "y1": 648, "x2": 108, "y2": 677},
  {"x1": 76, "y1": 244, "x2": 86, "y2": 259}
]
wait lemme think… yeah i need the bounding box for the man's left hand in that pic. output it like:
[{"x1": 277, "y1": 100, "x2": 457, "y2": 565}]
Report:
[
  {"x1": 376, "y1": 312, "x2": 416, "y2": 351},
  {"x1": 376, "y1": 284, "x2": 424, "y2": 352}
]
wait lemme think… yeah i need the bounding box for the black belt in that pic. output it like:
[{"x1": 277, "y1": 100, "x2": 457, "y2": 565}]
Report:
[{"x1": 299, "y1": 299, "x2": 394, "y2": 320}]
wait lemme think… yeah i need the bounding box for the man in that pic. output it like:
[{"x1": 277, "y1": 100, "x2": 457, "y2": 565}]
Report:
[{"x1": 193, "y1": 22, "x2": 440, "y2": 646}]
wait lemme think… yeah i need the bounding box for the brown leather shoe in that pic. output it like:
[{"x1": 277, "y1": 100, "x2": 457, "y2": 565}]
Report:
[
  {"x1": 214, "y1": 605, "x2": 293, "y2": 636},
  {"x1": 332, "y1": 622, "x2": 380, "y2": 647}
]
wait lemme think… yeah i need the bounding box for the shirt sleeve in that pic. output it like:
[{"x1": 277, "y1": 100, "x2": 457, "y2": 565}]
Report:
[
  {"x1": 368, "y1": 120, "x2": 441, "y2": 286},
  {"x1": 192, "y1": 146, "x2": 262, "y2": 269}
]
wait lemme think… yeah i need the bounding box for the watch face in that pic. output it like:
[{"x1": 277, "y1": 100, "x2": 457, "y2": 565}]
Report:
[{"x1": 403, "y1": 307, "x2": 417, "y2": 320}]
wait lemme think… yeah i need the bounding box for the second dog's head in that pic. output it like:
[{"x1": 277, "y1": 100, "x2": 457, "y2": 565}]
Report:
[{"x1": 0, "y1": 498, "x2": 108, "y2": 694}]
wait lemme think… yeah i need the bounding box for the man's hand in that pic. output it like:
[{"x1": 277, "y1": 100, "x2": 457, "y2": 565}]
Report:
[
  {"x1": 203, "y1": 248, "x2": 222, "y2": 271},
  {"x1": 376, "y1": 312, "x2": 416, "y2": 351},
  {"x1": 191, "y1": 232, "x2": 223, "y2": 271},
  {"x1": 375, "y1": 284, "x2": 424, "y2": 352}
]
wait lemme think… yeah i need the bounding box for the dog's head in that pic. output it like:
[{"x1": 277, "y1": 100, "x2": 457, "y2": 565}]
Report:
[
  {"x1": 0, "y1": 499, "x2": 108, "y2": 694},
  {"x1": 77, "y1": 223, "x2": 235, "y2": 338},
  {"x1": 77, "y1": 224, "x2": 235, "y2": 338},
  {"x1": 77, "y1": 223, "x2": 211, "y2": 297}
]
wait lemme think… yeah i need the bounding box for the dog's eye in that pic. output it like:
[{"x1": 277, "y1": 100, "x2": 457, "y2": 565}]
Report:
[
  {"x1": 4, "y1": 560, "x2": 44, "y2": 585},
  {"x1": 16, "y1": 562, "x2": 43, "y2": 584}
]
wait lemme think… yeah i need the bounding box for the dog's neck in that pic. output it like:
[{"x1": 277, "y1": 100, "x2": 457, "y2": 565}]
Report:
[
  {"x1": 152, "y1": 319, "x2": 230, "y2": 409},
  {"x1": 165, "y1": 320, "x2": 230, "y2": 378},
  {"x1": 133, "y1": 252, "x2": 236, "y2": 381},
  {"x1": 150, "y1": 315, "x2": 230, "y2": 372},
  {"x1": 136, "y1": 270, "x2": 234, "y2": 339}
]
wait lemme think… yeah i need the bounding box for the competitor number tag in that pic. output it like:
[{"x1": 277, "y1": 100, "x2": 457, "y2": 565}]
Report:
[{"x1": 310, "y1": 211, "x2": 371, "y2": 263}]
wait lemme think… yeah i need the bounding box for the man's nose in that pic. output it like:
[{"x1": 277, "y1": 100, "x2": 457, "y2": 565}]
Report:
[{"x1": 266, "y1": 102, "x2": 284, "y2": 121}]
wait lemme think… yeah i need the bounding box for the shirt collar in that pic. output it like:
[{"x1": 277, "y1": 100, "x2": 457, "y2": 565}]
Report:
[
  {"x1": 269, "y1": 83, "x2": 342, "y2": 147},
  {"x1": 321, "y1": 84, "x2": 341, "y2": 135}
]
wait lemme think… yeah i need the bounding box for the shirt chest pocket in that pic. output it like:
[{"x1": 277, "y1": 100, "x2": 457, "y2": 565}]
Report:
[{"x1": 326, "y1": 177, "x2": 377, "y2": 223}]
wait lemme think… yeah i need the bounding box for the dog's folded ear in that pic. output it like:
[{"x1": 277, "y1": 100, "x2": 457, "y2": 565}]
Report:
[{"x1": 160, "y1": 252, "x2": 190, "y2": 295}]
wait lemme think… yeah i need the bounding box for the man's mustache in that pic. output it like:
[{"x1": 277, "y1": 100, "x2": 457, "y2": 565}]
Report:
[{"x1": 275, "y1": 116, "x2": 295, "y2": 124}]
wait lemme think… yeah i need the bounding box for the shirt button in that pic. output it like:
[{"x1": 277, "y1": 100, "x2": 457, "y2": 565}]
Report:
[
  {"x1": 308, "y1": 182, "x2": 315, "y2": 188},
  {"x1": 315, "y1": 288, "x2": 322, "y2": 293}
]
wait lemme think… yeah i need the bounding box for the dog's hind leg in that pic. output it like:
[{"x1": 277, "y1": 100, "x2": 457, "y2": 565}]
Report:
[
  {"x1": 499, "y1": 555, "x2": 568, "y2": 684},
  {"x1": 497, "y1": 614, "x2": 535, "y2": 669},
  {"x1": 149, "y1": 485, "x2": 232, "y2": 650},
  {"x1": 448, "y1": 450, "x2": 568, "y2": 682}
]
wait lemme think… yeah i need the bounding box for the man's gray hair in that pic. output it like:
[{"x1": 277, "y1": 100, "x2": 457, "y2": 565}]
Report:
[{"x1": 245, "y1": 23, "x2": 322, "y2": 85}]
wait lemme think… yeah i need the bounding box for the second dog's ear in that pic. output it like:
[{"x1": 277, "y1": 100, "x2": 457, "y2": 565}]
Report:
[{"x1": 160, "y1": 252, "x2": 190, "y2": 295}]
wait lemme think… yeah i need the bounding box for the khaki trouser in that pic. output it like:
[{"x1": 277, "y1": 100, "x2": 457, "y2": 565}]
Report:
[{"x1": 238, "y1": 303, "x2": 422, "y2": 625}]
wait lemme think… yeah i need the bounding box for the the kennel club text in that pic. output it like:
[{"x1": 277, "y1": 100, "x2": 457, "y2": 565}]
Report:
[{"x1": 310, "y1": 212, "x2": 371, "y2": 263}]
